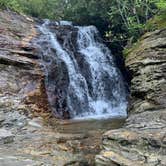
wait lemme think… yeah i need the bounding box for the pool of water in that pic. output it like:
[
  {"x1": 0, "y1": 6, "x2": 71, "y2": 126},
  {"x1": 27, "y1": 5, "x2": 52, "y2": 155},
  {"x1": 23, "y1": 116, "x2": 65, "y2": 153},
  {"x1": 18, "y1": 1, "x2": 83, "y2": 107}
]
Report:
[
  {"x1": 54, "y1": 117, "x2": 126, "y2": 134},
  {"x1": 47, "y1": 116, "x2": 126, "y2": 165}
]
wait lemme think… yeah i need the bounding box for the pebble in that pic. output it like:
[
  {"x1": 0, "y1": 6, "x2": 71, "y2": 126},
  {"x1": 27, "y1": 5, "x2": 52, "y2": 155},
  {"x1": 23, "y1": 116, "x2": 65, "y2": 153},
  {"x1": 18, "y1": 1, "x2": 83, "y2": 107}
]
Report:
[{"x1": 0, "y1": 128, "x2": 14, "y2": 144}]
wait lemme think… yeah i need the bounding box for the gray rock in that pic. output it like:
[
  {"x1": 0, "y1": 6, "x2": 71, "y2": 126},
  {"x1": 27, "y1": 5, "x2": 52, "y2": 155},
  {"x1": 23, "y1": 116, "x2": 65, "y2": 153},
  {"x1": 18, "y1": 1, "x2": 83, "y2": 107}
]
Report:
[
  {"x1": 126, "y1": 29, "x2": 166, "y2": 113},
  {"x1": 0, "y1": 129, "x2": 14, "y2": 144},
  {"x1": 0, "y1": 154, "x2": 43, "y2": 166},
  {"x1": 96, "y1": 29, "x2": 166, "y2": 165},
  {"x1": 0, "y1": 113, "x2": 5, "y2": 127}
]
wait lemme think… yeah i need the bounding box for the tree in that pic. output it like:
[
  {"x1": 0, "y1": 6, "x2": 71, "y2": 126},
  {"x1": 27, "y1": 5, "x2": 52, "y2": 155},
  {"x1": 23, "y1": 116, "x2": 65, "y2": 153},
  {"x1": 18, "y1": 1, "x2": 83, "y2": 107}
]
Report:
[{"x1": 0, "y1": 0, "x2": 165, "y2": 55}]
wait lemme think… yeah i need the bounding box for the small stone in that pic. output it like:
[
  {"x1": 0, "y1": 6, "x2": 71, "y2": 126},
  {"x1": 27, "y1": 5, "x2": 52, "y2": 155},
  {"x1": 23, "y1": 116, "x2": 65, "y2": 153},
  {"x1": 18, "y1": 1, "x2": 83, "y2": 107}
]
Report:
[
  {"x1": 0, "y1": 113, "x2": 5, "y2": 126},
  {"x1": 0, "y1": 128, "x2": 14, "y2": 144},
  {"x1": 28, "y1": 118, "x2": 43, "y2": 128}
]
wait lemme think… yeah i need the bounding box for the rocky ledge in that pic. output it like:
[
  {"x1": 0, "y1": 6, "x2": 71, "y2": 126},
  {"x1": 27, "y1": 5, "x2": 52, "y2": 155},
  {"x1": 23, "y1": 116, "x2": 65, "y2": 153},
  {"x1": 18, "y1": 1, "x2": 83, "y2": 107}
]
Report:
[
  {"x1": 96, "y1": 29, "x2": 166, "y2": 165},
  {"x1": 0, "y1": 10, "x2": 50, "y2": 118}
]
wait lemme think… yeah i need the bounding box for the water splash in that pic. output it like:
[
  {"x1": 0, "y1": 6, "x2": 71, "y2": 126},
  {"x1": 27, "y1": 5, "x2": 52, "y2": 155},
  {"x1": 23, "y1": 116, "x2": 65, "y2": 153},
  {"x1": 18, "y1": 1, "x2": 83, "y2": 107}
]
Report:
[{"x1": 37, "y1": 20, "x2": 127, "y2": 119}]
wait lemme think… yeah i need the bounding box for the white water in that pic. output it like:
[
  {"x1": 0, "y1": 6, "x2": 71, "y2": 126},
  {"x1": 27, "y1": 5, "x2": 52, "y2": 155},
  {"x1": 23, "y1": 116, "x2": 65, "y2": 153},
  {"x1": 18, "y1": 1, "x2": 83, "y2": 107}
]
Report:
[{"x1": 38, "y1": 20, "x2": 127, "y2": 119}]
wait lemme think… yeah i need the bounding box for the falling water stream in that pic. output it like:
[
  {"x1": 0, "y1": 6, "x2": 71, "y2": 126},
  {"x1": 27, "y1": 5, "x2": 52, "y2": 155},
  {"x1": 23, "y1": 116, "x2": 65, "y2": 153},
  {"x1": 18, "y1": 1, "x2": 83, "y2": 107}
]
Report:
[{"x1": 37, "y1": 20, "x2": 127, "y2": 121}]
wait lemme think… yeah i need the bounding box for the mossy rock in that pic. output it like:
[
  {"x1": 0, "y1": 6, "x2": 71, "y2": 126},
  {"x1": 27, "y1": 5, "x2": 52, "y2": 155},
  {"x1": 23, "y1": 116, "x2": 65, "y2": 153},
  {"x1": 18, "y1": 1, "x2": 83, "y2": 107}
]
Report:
[
  {"x1": 123, "y1": 40, "x2": 142, "y2": 58},
  {"x1": 145, "y1": 10, "x2": 166, "y2": 31},
  {"x1": 123, "y1": 10, "x2": 166, "y2": 58}
]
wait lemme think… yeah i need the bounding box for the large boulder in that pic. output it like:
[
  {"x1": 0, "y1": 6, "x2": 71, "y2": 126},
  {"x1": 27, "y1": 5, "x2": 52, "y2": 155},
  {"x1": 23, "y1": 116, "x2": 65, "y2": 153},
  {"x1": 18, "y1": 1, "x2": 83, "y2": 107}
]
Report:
[{"x1": 96, "y1": 29, "x2": 166, "y2": 165}]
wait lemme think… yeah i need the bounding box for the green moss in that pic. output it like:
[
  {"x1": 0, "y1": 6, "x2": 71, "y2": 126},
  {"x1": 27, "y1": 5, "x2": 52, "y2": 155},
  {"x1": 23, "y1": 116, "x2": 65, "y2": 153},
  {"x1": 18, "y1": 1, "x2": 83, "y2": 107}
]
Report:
[
  {"x1": 123, "y1": 40, "x2": 142, "y2": 57},
  {"x1": 123, "y1": 10, "x2": 166, "y2": 58},
  {"x1": 145, "y1": 10, "x2": 166, "y2": 31}
]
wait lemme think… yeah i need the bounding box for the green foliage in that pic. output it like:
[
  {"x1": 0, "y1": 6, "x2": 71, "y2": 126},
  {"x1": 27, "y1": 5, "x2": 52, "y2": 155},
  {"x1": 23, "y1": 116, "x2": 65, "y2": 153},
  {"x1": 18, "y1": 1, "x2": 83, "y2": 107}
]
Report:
[
  {"x1": 16, "y1": 0, "x2": 60, "y2": 18},
  {"x1": 0, "y1": 0, "x2": 165, "y2": 55},
  {"x1": 155, "y1": 0, "x2": 166, "y2": 10},
  {"x1": 145, "y1": 9, "x2": 166, "y2": 31},
  {"x1": 106, "y1": 0, "x2": 158, "y2": 53},
  {"x1": 123, "y1": 1, "x2": 166, "y2": 57},
  {"x1": 0, "y1": 0, "x2": 7, "y2": 8},
  {"x1": 0, "y1": 0, "x2": 21, "y2": 12}
]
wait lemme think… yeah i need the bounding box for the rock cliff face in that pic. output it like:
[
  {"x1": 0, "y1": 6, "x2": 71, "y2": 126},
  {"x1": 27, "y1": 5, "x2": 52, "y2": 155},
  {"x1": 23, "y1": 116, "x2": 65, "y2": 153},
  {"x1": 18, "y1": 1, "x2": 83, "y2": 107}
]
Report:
[
  {"x1": 96, "y1": 29, "x2": 166, "y2": 165},
  {"x1": 0, "y1": 10, "x2": 50, "y2": 118},
  {"x1": 127, "y1": 29, "x2": 166, "y2": 113}
]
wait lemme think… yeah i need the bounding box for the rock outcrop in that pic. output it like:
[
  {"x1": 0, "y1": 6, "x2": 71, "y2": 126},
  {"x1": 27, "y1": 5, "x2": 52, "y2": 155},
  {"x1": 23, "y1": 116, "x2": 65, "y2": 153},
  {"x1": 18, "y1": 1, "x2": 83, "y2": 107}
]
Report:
[
  {"x1": 96, "y1": 29, "x2": 166, "y2": 165},
  {"x1": 0, "y1": 10, "x2": 50, "y2": 118}
]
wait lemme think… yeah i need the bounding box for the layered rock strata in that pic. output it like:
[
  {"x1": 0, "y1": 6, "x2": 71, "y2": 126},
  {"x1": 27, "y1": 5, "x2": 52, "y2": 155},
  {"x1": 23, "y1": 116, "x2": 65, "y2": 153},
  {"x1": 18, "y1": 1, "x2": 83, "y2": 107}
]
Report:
[
  {"x1": 0, "y1": 10, "x2": 50, "y2": 117},
  {"x1": 96, "y1": 29, "x2": 166, "y2": 166}
]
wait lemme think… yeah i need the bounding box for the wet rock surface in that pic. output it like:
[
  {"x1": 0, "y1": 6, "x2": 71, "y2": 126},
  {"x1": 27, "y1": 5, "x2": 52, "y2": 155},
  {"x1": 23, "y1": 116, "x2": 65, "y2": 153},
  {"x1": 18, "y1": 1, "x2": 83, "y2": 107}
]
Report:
[
  {"x1": 0, "y1": 112, "x2": 100, "y2": 166},
  {"x1": 0, "y1": 10, "x2": 126, "y2": 166},
  {"x1": 36, "y1": 21, "x2": 127, "y2": 119},
  {"x1": 0, "y1": 10, "x2": 102, "y2": 166},
  {"x1": 96, "y1": 29, "x2": 166, "y2": 165},
  {"x1": 0, "y1": 10, "x2": 50, "y2": 118},
  {"x1": 0, "y1": 128, "x2": 14, "y2": 144}
]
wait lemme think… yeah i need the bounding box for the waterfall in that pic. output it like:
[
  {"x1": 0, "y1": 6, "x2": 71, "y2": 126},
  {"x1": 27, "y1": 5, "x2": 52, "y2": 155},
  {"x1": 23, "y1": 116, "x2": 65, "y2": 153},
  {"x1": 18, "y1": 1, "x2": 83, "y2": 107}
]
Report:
[{"x1": 36, "y1": 20, "x2": 127, "y2": 119}]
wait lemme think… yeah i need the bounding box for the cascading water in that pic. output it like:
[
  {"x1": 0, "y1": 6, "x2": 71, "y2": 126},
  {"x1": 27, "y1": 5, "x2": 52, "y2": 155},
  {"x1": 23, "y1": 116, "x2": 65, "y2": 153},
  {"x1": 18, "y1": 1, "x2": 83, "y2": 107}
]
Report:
[{"x1": 36, "y1": 20, "x2": 127, "y2": 119}]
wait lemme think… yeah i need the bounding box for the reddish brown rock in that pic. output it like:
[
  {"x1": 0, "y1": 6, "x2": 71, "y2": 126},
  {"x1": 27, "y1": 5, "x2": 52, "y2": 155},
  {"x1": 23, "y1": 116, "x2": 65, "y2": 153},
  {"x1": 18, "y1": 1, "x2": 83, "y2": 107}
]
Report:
[{"x1": 0, "y1": 10, "x2": 50, "y2": 118}]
